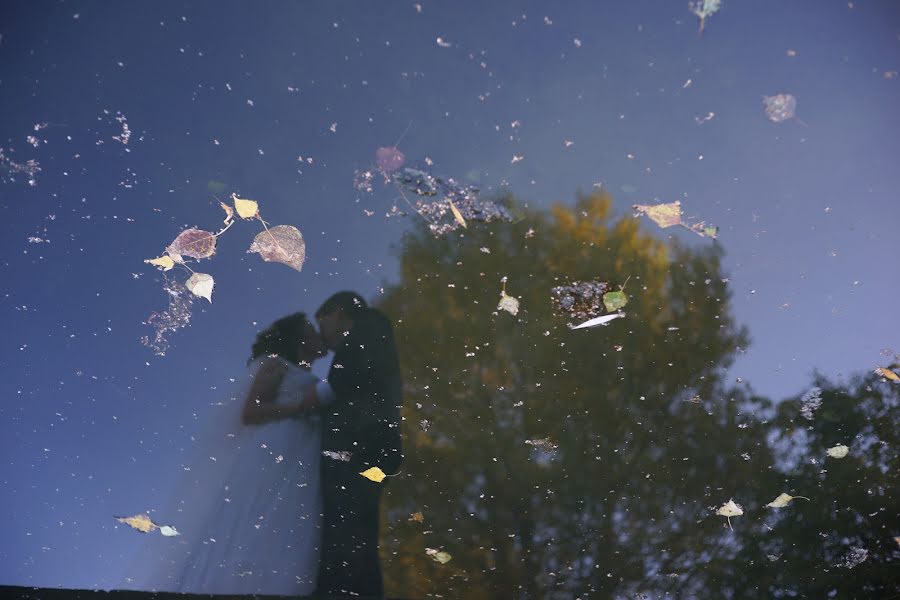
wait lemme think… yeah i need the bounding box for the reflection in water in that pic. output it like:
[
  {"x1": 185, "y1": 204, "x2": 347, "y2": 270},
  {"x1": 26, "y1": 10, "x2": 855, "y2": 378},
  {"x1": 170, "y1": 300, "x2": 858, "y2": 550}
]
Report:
[{"x1": 375, "y1": 191, "x2": 897, "y2": 598}]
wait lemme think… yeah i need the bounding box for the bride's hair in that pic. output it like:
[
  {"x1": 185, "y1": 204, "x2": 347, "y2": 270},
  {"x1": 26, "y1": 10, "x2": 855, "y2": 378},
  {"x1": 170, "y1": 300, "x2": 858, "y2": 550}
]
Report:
[{"x1": 249, "y1": 312, "x2": 309, "y2": 365}]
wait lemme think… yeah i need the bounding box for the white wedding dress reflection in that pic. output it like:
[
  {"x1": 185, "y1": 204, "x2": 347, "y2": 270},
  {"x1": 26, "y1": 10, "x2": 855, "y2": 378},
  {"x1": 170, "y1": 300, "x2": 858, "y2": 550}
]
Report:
[{"x1": 122, "y1": 357, "x2": 322, "y2": 596}]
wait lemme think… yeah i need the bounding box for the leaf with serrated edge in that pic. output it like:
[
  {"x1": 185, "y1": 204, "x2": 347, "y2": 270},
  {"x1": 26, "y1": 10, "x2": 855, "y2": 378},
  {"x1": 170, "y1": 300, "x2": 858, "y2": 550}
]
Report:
[{"x1": 167, "y1": 228, "x2": 216, "y2": 259}]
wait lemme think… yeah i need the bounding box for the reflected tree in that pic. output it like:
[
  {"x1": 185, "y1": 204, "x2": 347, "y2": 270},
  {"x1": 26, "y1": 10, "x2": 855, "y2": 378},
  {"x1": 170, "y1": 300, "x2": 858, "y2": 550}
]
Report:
[{"x1": 375, "y1": 191, "x2": 771, "y2": 598}]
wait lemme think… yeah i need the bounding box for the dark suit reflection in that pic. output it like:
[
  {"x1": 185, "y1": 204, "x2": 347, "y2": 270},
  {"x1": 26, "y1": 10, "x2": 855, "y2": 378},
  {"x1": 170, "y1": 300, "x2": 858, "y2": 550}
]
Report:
[{"x1": 317, "y1": 308, "x2": 403, "y2": 598}]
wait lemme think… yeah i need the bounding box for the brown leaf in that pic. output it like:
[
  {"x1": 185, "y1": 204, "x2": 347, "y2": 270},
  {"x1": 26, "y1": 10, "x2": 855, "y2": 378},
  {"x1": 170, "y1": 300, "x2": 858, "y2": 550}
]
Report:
[
  {"x1": 115, "y1": 514, "x2": 158, "y2": 533},
  {"x1": 409, "y1": 511, "x2": 425, "y2": 523},
  {"x1": 248, "y1": 225, "x2": 306, "y2": 272},
  {"x1": 167, "y1": 228, "x2": 217, "y2": 259},
  {"x1": 633, "y1": 201, "x2": 682, "y2": 229}
]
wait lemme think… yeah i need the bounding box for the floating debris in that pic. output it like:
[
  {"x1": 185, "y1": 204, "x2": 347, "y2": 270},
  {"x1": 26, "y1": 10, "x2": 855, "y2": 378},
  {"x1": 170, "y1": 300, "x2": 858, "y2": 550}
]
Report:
[
  {"x1": 763, "y1": 93, "x2": 797, "y2": 123},
  {"x1": 322, "y1": 450, "x2": 352, "y2": 462},
  {"x1": 426, "y1": 548, "x2": 453, "y2": 564},
  {"x1": 525, "y1": 437, "x2": 559, "y2": 452},
  {"x1": 689, "y1": 0, "x2": 722, "y2": 34},
  {"x1": 799, "y1": 386, "x2": 823, "y2": 420},
  {"x1": 375, "y1": 146, "x2": 406, "y2": 174},
  {"x1": 551, "y1": 281, "x2": 609, "y2": 322},
  {"x1": 633, "y1": 201, "x2": 718, "y2": 239},
  {"x1": 141, "y1": 279, "x2": 195, "y2": 356},
  {"x1": 826, "y1": 444, "x2": 849, "y2": 459},
  {"x1": 835, "y1": 547, "x2": 868, "y2": 569},
  {"x1": 571, "y1": 313, "x2": 625, "y2": 330}
]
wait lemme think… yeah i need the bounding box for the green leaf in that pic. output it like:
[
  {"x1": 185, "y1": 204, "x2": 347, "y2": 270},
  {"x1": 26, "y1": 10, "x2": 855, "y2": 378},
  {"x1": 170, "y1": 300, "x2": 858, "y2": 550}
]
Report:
[{"x1": 603, "y1": 290, "x2": 628, "y2": 312}]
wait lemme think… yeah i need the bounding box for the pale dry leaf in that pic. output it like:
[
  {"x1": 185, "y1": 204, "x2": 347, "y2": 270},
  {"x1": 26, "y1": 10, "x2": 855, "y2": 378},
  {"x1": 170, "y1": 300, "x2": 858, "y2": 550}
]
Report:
[
  {"x1": 571, "y1": 312, "x2": 625, "y2": 330},
  {"x1": 875, "y1": 366, "x2": 899, "y2": 382},
  {"x1": 115, "y1": 514, "x2": 158, "y2": 533},
  {"x1": 185, "y1": 273, "x2": 215, "y2": 303},
  {"x1": 765, "y1": 492, "x2": 810, "y2": 508},
  {"x1": 826, "y1": 444, "x2": 849, "y2": 459},
  {"x1": 409, "y1": 512, "x2": 425, "y2": 523},
  {"x1": 633, "y1": 201, "x2": 682, "y2": 229},
  {"x1": 248, "y1": 225, "x2": 306, "y2": 272},
  {"x1": 716, "y1": 499, "x2": 743, "y2": 531},
  {"x1": 426, "y1": 548, "x2": 452, "y2": 564},
  {"x1": 167, "y1": 228, "x2": 217, "y2": 259},
  {"x1": 360, "y1": 466, "x2": 387, "y2": 482},
  {"x1": 498, "y1": 290, "x2": 520, "y2": 316},
  {"x1": 159, "y1": 525, "x2": 180, "y2": 537},
  {"x1": 231, "y1": 194, "x2": 259, "y2": 219},
  {"x1": 448, "y1": 199, "x2": 467, "y2": 229},
  {"x1": 144, "y1": 255, "x2": 175, "y2": 271},
  {"x1": 219, "y1": 201, "x2": 234, "y2": 225}
]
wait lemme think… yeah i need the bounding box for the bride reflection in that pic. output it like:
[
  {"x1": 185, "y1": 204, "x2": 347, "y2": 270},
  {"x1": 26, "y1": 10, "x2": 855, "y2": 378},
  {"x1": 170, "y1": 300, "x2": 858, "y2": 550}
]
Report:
[{"x1": 122, "y1": 312, "x2": 326, "y2": 596}]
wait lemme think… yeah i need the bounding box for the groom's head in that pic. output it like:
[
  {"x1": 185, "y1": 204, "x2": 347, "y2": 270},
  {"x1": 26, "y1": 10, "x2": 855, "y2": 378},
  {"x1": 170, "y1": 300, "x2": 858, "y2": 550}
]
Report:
[{"x1": 316, "y1": 291, "x2": 368, "y2": 350}]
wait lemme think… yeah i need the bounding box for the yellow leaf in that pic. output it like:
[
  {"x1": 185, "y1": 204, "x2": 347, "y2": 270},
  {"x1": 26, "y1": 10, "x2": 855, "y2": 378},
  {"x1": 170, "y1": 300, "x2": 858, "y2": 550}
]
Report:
[
  {"x1": 232, "y1": 194, "x2": 260, "y2": 219},
  {"x1": 448, "y1": 199, "x2": 467, "y2": 229},
  {"x1": 409, "y1": 511, "x2": 425, "y2": 523},
  {"x1": 359, "y1": 466, "x2": 387, "y2": 482},
  {"x1": 765, "y1": 492, "x2": 810, "y2": 508},
  {"x1": 426, "y1": 547, "x2": 452, "y2": 563},
  {"x1": 875, "y1": 367, "x2": 899, "y2": 382},
  {"x1": 116, "y1": 514, "x2": 158, "y2": 533},
  {"x1": 633, "y1": 201, "x2": 682, "y2": 229},
  {"x1": 144, "y1": 255, "x2": 175, "y2": 271}
]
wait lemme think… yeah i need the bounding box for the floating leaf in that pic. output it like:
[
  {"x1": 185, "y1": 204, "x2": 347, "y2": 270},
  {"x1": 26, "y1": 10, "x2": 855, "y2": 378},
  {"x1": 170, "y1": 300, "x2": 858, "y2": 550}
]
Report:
[
  {"x1": 219, "y1": 201, "x2": 234, "y2": 225},
  {"x1": 498, "y1": 291, "x2": 520, "y2": 316},
  {"x1": 409, "y1": 512, "x2": 425, "y2": 523},
  {"x1": 765, "y1": 492, "x2": 810, "y2": 508},
  {"x1": 426, "y1": 548, "x2": 452, "y2": 564},
  {"x1": 232, "y1": 195, "x2": 259, "y2": 219},
  {"x1": 571, "y1": 312, "x2": 625, "y2": 330},
  {"x1": 185, "y1": 273, "x2": 215, "y2": 303},
  {"x1": 689, "y1": 0, "x2": 722, "y2": 34},
  {"x1": 602, "y1": 290, "x2": 628, "y2": 312},
  {"x1": 322, "y1": 450, "x2": 352, "y2": 462},
  {"x1": 144, "y1": 255, "x2": 175, "y2": 271},
  {"x1": 633, "y1": 201, "x2": 682, "y2": 229},
  {"x1": 875, "y1": 367, "x2": 899, "y2": 382},
  {"x1": 167, "y1": 228, "x2": 216, "y2": 260},
  {"x1": 360, "y1": 466, "x2": 387, "y2": 483},
  {"x1": 688, "y1": 222, "x2": 719, "y2": 240},
  {"x1": 159, "y1": 525, "x2": 180, "y2": 537},
  {"x1": 115, "y1": 514, "x2": 158, "y2": 533},
  {"x1": 716, "y1": 499, "x2": 743, "y2": 530},
  {"x1": 826, "y1": 444, "x2": 849, "y2": 459},
  {"x1": 248, "y1": 225, "x2": 306, "y2": 272},
  {"x1": 448, "y1": 199, "x2": 467, "y2": 229}
]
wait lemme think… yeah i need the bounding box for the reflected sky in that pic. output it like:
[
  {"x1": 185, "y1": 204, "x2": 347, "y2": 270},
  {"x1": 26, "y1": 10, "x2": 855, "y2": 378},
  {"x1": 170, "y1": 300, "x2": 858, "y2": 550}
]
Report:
[{"x1": 1, "y1": 0, "x2": 898, "y2": 596}]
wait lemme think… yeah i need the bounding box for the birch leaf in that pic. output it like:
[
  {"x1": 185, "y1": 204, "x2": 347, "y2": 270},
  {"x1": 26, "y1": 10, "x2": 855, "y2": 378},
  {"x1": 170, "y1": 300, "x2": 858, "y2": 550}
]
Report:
[
  {"x1": 115, "y1": 514, "x2": 158, "y2": 533},
  {"x1": 219, "y1": 201, "x2": 234, "y2": 225},
  {"x1": 826, "y1": 444, "x2": 849, "y2": 459},
  {"x1": 716, "y1": 499, "x2": 743, "y2": 531},
  {"x1": 159, "y1": 525, "x2": 181, "y2": 537},
  {"x1": 571, "y1": 312, "x2": 625, "y2": 330},
  {"x1": 766, "y1": 493, "x2": 810, "y2": 508},
  {"x1": 633, "y1": 201, "x2": 682, "y2": 229},
  {"x1": 248, "y1": 225, "x2": 306, "y2": 272},
  {"x1": 448, "y1": 199, "x2": 467, "y2": 229},
  {"x1": 498, "y1": 291, "x2": 520, "y2": 316},
  {"x1": 185, "y1": 273, "x2": 215, "y2": 303},
  {"x1": 875, "y1": 367, "x2": 899, "y2": 382},
  {"x1": 602, "y1": 290, "x2": 628, "y2": 312},
  {"x1": 167, "y1": 228, "x2": 217, "y2": 259},
  {"x1": 360, "y1": 466, "x2": 387, "y2": 482},
  {"x1": 144, "y1": 255, "x2": 175, "y2": 271},
  {"x1": 232, "y1": 195, "x2": 259, "y2": 219}
]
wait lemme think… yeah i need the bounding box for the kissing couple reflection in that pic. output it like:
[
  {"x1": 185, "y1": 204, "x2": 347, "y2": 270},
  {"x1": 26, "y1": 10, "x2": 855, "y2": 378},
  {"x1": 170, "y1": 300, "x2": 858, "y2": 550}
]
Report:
[{"x1": 126, "y1": 291, "x2": 403, "y2": 599}]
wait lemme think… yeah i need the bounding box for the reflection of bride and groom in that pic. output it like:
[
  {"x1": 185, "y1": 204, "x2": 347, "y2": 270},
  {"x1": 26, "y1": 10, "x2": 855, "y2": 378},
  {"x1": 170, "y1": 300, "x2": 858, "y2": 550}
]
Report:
[{"x1": 124, "y1": 291, "x2": 403, "y2": 599}]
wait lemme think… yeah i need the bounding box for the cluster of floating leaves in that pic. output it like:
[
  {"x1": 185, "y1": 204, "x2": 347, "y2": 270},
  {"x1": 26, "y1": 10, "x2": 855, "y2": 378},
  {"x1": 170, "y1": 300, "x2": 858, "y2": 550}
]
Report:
[
  {"x1": 140, "y1": 279, "x2": 195, "y2": 356},
  {"x1": 799, "y1": 386, "x2": 823, "y2": 420},
  {"x1": 142, "y1": 194, "x2": 306, "y2": 352},
  {"x1": 763, "y1": 93, "x2": 798, "y2": 123},
  {"x1": 835, "y1": 547, "x2": 869, "y2": 569},
  {"x1": 551, "y1": 281, "x2": 610, "y2": 322}
]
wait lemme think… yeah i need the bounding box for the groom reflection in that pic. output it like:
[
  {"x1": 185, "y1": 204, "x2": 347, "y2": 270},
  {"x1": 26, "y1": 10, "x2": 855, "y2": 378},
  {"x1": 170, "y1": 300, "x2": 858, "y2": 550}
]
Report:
[{"x1": 306, "y1": 291, "x2": 403, "y2": 599}]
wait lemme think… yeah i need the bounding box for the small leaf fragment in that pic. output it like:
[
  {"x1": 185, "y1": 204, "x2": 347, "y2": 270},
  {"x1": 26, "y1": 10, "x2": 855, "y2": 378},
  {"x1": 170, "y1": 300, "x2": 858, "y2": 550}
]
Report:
[
  {"x1": 159, "y1": 525, "x2": 180, "y2": 537},
  {"x1": 248, "y1": 225, "x2": 306, "y2": 272},
  {"x1": 116, "y1": 514, "x2": 158, "y2": 533},
  {"x1": 360, "y1": 466, "x2": 387, "y2": 483},
  {"x1": 765, "y1": 493, "x2": 810, "y2": 508},
  {"x1": 498, "y1": 291, "x2": 520, "y2": 316},
  {"x1": 145, "y1": 255, "x2": 175, "y2": 271},
  {"x1": 185, "y1": 273, "x2": 215, "y2": 303},
  {"x1": 448, "y1": 199, "x2": 467, "y2": 229},
  {"x1": 602, "y1": 290, "x2": 628, "y2": 312},
  {"x1": 426, "y1": 548, "x2": 452, "y2": 564},
  {"x1": 875, "y1": 367, "x2": 899, "y2": 382},
  {"x1": 409, "y1": 512, "x2": 425, "y2": 523},
  {"x1": 232, "y1": 195, "x2": 260, "y2": 219},
  {"x1": 633, "y1": 201, "x2": 682, "y2": 229},
  {"x1": 167, "y1": 228, "x2": 217, "y2": 259},
  {"x1": 219, "y1": 201, "x2": 234, "y2": 225},
  {"x1": 826, "y1": 444, "x2": 849, "y2": 459}
]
